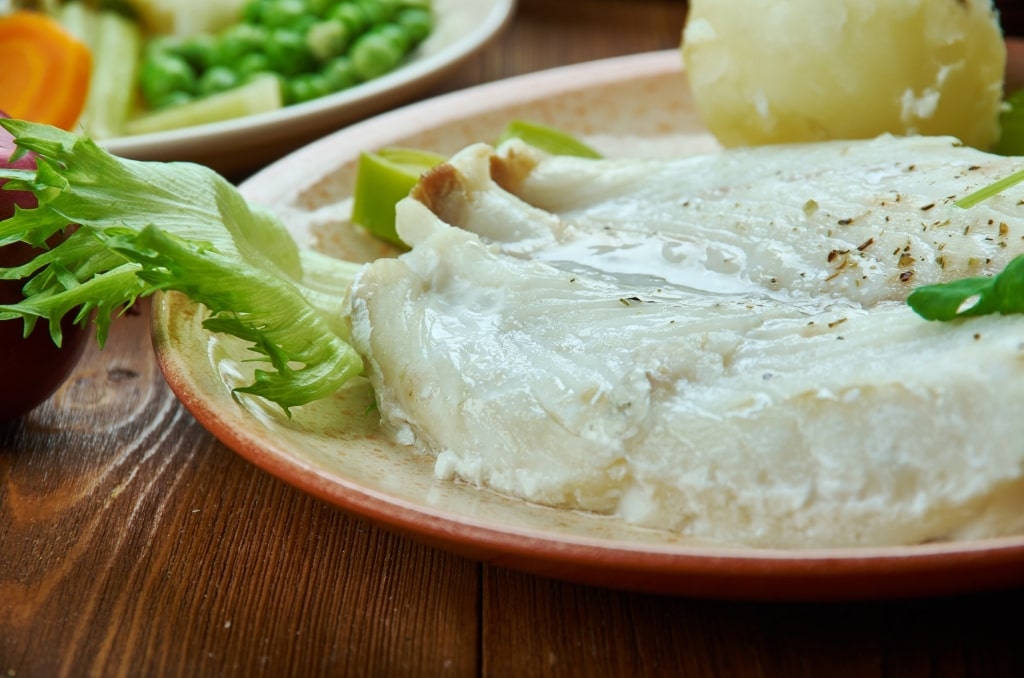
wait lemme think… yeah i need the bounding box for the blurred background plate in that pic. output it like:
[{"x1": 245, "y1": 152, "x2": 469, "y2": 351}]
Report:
[{"x1": 101, "y1": 0, "x2": 516, "y2": 176}]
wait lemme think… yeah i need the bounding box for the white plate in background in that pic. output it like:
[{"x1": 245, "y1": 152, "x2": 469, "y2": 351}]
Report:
[{"x1": 102, "y1": 0, "x2": 516, "y2": 175}]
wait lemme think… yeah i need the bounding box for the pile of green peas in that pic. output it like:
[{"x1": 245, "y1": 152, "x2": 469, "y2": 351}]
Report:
[{"x1": 139, "y1": 0, "x2": 434, "y2": 110}]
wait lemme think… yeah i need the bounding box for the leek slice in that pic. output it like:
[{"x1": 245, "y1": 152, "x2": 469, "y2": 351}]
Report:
[{"x1": 350, "y1": 147, "x2": 445, "y2": 246}]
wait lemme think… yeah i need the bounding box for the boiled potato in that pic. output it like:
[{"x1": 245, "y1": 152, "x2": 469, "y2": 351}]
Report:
[{"x1": 681, "y1": 0, "x2": 1006, "y2": 149}]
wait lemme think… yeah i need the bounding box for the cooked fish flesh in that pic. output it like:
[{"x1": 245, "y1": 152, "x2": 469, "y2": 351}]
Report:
[{"x1": 346, "y1": 135, "x2": 1024, "y2": 548}]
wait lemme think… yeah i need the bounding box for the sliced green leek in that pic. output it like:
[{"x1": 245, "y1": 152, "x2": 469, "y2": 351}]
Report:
[
  {"x1": 350, "y1": 147, "x2": 445, "y2": 246},
  {"x1": 350, "y1": 120, "x2": 599, "y2": 246},
  {"x1": 496, "y1": 119, "x2": 602, "y2": 159}
]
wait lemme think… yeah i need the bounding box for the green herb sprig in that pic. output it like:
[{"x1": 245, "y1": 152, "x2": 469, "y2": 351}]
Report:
[{"x1": 907, "y1": 255, "x2": 1024, "y2": 321}]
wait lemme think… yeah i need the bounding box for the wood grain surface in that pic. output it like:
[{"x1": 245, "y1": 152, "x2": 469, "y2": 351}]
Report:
[{"x1": 3, "y1": 1, "x2": 1024, "y2": 676}]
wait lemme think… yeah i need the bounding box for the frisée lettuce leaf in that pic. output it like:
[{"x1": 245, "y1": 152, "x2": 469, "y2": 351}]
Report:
[{"x1": 0, "y1": 119, "x2": 363, "y2": 413}]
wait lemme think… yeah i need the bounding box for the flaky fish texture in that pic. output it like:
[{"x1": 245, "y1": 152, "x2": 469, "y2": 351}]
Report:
[{"x1": 347, "y1": 136, "x2": 1024, "y2": 548}]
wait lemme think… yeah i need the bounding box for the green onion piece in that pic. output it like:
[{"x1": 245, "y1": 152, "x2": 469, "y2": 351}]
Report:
[
  {"x1": 350, "y1": 147, "x2": 446, "y2": 246},
  {"x1": 351, "y1": 120, "x2": 598, "y2": 246},
  {"x1": 497, "y1": 119, "x2": 602, "y2": 159},
  {"x1": 953, "y1": 89, "x2": 1024, "y2": 208},
  {"x1": 954, "y1": 167, "x2": 1024, "y2": 208}
]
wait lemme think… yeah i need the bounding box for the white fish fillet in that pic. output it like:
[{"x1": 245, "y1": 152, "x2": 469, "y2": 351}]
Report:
[{"x1": 347, "y1": 135, "x2": 1024, "y2": 548}]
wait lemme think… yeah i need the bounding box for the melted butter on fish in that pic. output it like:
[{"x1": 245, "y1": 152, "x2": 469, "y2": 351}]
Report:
[{"x1": 347, "y1": 136, "x2": 1024, "y2": 548}]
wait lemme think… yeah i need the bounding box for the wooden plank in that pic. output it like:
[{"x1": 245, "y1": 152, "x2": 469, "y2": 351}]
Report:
[{"x1": 0, "y1": 305, "x2": 480, "y2": 676}]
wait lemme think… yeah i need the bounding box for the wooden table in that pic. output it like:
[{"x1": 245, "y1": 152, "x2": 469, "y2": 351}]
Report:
[{"x1": 4, "y1": 1, "x2": 1024, "y2": 675}]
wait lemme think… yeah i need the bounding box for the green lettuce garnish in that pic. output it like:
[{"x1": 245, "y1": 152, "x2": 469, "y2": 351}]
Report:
[
  {"x1": 907, "y1": 255, "x2": 1024, "y2": 321},
  {"x1": 0, "y1": 119, "x2": 362, "y2": 413}
]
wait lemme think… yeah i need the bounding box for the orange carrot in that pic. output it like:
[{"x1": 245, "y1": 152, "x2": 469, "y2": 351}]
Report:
[{"x1": 0, "y1": 11, "x2": 93, "y2": 131}]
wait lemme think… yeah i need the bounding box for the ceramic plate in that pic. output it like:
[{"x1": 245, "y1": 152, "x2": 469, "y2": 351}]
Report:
[
  {"x1": 100, "y1": 0, "x2": 516, "y2": 175},
  {"x1": 152, "y1": 50, "x2": 1024, "y2": 600}
]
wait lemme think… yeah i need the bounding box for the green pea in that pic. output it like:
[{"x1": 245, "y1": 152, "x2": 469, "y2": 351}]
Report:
[
  {"x1": 303, "y1": 0, "x2": 336, "y2": 16},
  {"x1": 151, "y1": 89, "x2": 194, "y2": 111},
  {"x1": 396, "y1": 7, "x2": 432, "y2": 44},
  {"x1": 292, "y1": 13, "x2": 320, "y2": 35},
  {"x1": 328, "y1": 3, "x2": 370, "y2": 37},
  {"x1": 176, "y1": 34, "x2": 218, "y2": 71},
  {"x1": 305, "y1": 73, "x2": 331, "y2": 99},
  {"x1": 262, "y1": 0, "x2": 310, "y2": 28},
  {"x1": 198, "y1": 66, "x2": 240, "y2": 97},
  {"x1": 306, "y1": 19, "x2": 350, "y2": 62},
  {"x1": 140, "y1": 52, "x2": 198, "y2": 106},
  {"x1": 354, "y1": 0, "x2": 398, "y2": 23},
  {"x1": 242, "y1": 0, "x2": 271, "y2": 23},
  {"x1": 375, "y1": 22, "x2": 410, "y2": 52},
  {"x1": 321, "y1": 55, "x2": 357, "y2": 91},
  {"x1": 288, "y1": 72, "x2": 332, "y2": 103},
  {"x1": 213, "y1": 23, "x2": 269, "y2": 65},
  {"x1": 236, "y1": 52, "x2": 273, "y2": 78},
  {"x1": 349, "y1": 28, "x2": 403, "y2": 81},
  {"x1": 266, "y1": 28, "x2": 315, "y2": 75}
]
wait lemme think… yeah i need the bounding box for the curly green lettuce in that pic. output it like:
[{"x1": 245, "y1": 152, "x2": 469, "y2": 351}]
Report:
[{"x1": 0, "y1": 119, "x2": 362, "y2": 412}]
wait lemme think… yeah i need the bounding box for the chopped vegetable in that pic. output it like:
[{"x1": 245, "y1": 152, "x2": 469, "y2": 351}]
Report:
[
  {"x1": 350, "y1": 147, "x2": 445, "y2": 245},
  {"x1": 0, "y1": 11, "x2": 93, "y2": 130},
  {"x1": 351, "y1": 120, "x2": 599, "y2": 245},
  {"x1": 944, "y1": 87, "x2": 1024, "y2": 208},
  {"x1": 139, "y1": 0, "x2": 434, "y2": 110},
  {"x1": 59, "y1": 2, "x2": 143, "y2": 139},
  {"x1": 0, "y1": 119, "x2": 362, "y2": 412},
  {"x1": 123, "y1": 74, "x2": 283, "y2": 136},
  {"x1": 953, "y1": 167, "x2": 1024, "y2": 209},
  {"x1": 496, "y1": 120, "x2": 602, "y2": 159}
]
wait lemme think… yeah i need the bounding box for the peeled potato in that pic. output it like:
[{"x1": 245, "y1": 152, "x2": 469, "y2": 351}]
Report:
[{"x1": 681, "y1": 0, "x2": 1007, "y2": 149}]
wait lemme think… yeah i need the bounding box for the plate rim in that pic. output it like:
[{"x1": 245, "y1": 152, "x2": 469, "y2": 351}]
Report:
[{"x1": 153, "y1": 50, "x2": 1024, "y2": 600}]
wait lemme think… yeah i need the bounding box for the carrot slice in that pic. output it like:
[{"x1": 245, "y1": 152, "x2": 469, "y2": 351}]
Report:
[{"x1": 0, "y1": 11, "x2": 93, "y2": 130}]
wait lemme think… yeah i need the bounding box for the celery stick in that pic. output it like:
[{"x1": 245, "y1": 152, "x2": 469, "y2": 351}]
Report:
[
  {"x1": 58, "y1": 2, "x2": 98, "y2": 44},
  {"x1": 82, "y1": 10, "x2": 142, "y2": 139},
  {"x1": 59, "y1": 2, "x2": 142, "y2": 139},
  {"x1": 122, "y1": 75, "x2": 282, "y2": 136}
]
